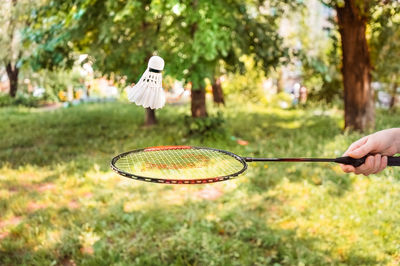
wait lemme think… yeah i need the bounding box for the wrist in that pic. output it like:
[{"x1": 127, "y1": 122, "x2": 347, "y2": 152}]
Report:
[{"x1": 390, "y1": 128, "x2": 400, "y2": 154}]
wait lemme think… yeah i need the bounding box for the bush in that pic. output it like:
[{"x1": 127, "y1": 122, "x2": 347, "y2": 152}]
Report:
[
  {"x1": 0, "y1": 93, "x2": 41, "y2": 107},
  {"x1": 0, "y1": 94, "x2": 14, "y2": 107},
  {"x1": 184, "y1": 112, "x2": 226, "y2": 139}
]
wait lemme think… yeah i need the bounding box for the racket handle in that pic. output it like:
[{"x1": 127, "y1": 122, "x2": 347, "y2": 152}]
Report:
[
  {"x1": 335, "y1": 155, "x2": 400, "y2": 167},
  {"x1": 388, "y1": 156, "x2": 400, "y2": 166}
]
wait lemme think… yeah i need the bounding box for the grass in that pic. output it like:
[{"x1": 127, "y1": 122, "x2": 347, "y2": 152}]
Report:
[{"x1": 1, "y1": 100, "x2": 400, "y2": 265}]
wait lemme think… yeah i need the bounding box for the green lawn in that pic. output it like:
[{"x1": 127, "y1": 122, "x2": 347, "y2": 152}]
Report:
[{"x1": 1, "y1": 101, "x2": 400, "y2": 265}]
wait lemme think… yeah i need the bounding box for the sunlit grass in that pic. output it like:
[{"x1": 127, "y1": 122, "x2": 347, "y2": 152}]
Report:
[{"x1": 1, "y1": 101, "x2": 400, "y2": 265}]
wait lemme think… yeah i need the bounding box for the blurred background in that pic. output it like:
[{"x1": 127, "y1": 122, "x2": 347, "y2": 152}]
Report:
[{"x1": 2, "y1": 0, "x2": 400, "y2": 265}]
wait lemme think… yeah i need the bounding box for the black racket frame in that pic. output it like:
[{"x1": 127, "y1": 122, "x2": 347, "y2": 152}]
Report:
[{"x1": 111, "y1": 146, "x2": 248, "y2": 184}]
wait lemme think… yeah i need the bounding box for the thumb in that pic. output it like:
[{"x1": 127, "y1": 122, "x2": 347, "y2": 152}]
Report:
[{"x1": 348, "y1": 141, "x2": 373, "y2": 159}]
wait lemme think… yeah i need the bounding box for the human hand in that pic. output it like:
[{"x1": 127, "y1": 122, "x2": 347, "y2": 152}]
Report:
[{"x1": 341, "y1": 128, "x2": 400, "y2": 175}]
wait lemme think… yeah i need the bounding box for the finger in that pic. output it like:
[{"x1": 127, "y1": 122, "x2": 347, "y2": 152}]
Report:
[
  {"x1": 348, "y1": 140, "x2": 375, "y2": 159},
  {"x1": 371, "y1": 154, "x2": 381, "y2": 174},
  {"x1": 377, "y1": 156, "x2": 388, "y2": 173},
  {"x1": 344, "y1": 137, "x2": 368, "y2": 156},
  {"x1": 355, "y1": 155, "x2": 374, "y2": 175},
  {"x1": 341, "y1": 164, "x2": 355, "y2": 173}
]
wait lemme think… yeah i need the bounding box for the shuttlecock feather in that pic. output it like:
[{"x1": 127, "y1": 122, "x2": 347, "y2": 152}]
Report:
[{"x1": 128, "y1": 55, "x2": 165, "y2": 109}]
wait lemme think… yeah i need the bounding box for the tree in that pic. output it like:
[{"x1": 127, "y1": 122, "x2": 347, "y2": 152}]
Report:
[
  {"x1": 320, "y1": 0, "x2": 400, "y2": 131},
  {"x1": 163, "y1": 0, "x2": 291, "y2": 117},
  {"x1": 0, "y1": 0, "x2": 38, "y2": 97},
  {"x1": 211, "y1": 76, "x2": 224, "y2": 105},
  {"x1": 29, "y1": 0, "x2": 164, "y2": 125},
  {"x1": 30, "y1": 0, "x2": 291, "y2": 120},
  {"x1": 161, "y1": 0, "x2": 235, "y2": 117},
  {"x1": 336, "y1": 0, "x2": 374, "y2": 131}
]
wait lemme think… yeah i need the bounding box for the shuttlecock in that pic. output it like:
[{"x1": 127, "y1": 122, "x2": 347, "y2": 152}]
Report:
[{"x1": 127, "y1": 56, "x2": 165, "y2": 109}]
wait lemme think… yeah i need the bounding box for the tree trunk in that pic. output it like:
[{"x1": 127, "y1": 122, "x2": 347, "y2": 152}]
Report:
[
  {"x1": 145, "y1": 108, "x2": 157, "y2": 126},
  {"x1": 6, "y1": 63, "x2": 19, "y2": 98},
  {"x1": 337, "y1": 0, "x2": 374, "y2": 132},
  {"x1": 189, "y1": 0, "x2": 207, "y2": 118},
  {"x1": 390, "y1": 82, "x2": 398, "y2": 110},
  {"x1": 277, "y1": 68, "x2": 284, "y2": 93},
  {"x1": 211, "y1": 76, "x2": 225, "y2": 105},
  {"x1": 191, "y1": 89, "x2": 207, "y2": 118}
]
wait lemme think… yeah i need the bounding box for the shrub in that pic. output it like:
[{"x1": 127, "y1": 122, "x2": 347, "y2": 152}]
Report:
[
  {"x1": 0, "y1": 93, "x2": 41, "y2": 107},
  {"x1": 0, "y1": 94, "x2": 15, "y2": 107},
  {"x1": 184, "y1": 112, "x2": 226, "y2": 140}
]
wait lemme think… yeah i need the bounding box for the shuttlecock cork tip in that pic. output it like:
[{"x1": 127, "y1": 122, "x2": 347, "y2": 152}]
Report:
[{"x1": 148, "y1": 56, "x2": 164, "y2": 71}]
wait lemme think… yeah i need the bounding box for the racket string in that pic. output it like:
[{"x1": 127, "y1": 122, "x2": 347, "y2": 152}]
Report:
[
  {"x1": 177, "y1": 149, "x2": 211, "y2": 178},
  {"x1": 204, "y1": 149, "x2": 240, "y2": 177},
  {"x1": 114, "y1": 148, "x2": 245, "y2": 180}
]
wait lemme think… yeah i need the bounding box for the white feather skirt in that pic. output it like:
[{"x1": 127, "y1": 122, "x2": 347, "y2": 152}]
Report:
[{"x1": 127, "y1": 69, "x2": 166, "y2": 109}]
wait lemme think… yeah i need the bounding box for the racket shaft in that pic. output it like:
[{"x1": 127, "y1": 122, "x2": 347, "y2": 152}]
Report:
[{"x1": 244, "y1": 157, "x2": 335, "y2": 163}]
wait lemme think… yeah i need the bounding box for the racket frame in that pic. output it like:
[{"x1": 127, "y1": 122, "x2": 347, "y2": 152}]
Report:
[{"x1": 110, "y1": 146, "x2": 248, "y2": 184}]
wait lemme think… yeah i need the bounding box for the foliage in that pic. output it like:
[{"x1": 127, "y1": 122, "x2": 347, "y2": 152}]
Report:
[
  {"x1": 27, "y1": 0, "x2": 294, "y2": 89},
  {"x1": 0, "y1": 0, "x2": 39, "y2": 66},
  {"x1": 319, "y1": 0, "x2": 400, "y2": 91},
  {"x1": 285, "y1": 0, "x2": 343, "y2": 103},
  {"x1": 369, "y1": 2, "x2": 400, "y2": 89},
  {"x1": 1, "y1": 102, "x2": 400, "y2": 264},
  {"x1": 23, "y1": 0, "x2": 299, "y2": 121},
  {"x1": 265, "y1": 92, "x2": 293, "y2": 108},
  {"x1": 162, "y1": 0, "x2": 293, "y2": 89},
  {"x1": 0, "y1": 0, "x2": 43, "y2": 97},
  {"x1": 25, "y1": 2, "x2": 82, "y2": 71},
  {"x1": 222, "y1": 56, "x2": 266, "y2": 104},
  {"x1": 300, "y1": 43, "x2": 343, "y2": 103},
  {"x1": 184, "y1": 111, "x2": 226, "y2": 140},
  {"x1": 0, "y1": 93, "x2": 41, "y2": 107}
]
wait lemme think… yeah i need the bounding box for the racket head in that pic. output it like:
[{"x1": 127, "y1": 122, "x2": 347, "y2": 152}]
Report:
[{"x1": 110, "y1": 146, "x2": 247, "y2": 184}]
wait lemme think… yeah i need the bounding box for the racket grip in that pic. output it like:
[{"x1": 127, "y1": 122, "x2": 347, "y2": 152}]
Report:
[
  {"x1": 388, "y1": 156, "x2": 400, "y2": 166},
  {"x1": 335, "y1": 155, "x2": 400, "y2": 167},
  {"x1": 334, "y1": 156, "x2": 367, "y2": 167}
]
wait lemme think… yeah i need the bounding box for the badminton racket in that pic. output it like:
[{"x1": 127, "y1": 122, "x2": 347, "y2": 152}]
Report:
[{"x1": 110, "y1": 145, "x2": 400, "y2": 184}]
